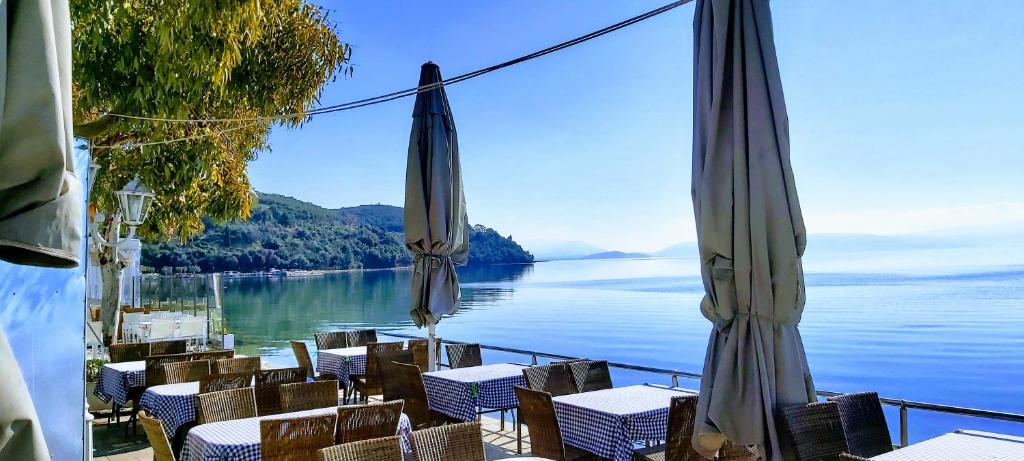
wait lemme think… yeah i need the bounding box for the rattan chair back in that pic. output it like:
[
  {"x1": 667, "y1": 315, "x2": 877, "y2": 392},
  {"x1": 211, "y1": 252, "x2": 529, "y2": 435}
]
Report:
[
  {"x1": 514, "y1": 386, "x2": 566, "y2": 460},
  {"x1": 145, "y1": 353, "x2": 192, "y2": 387},
  {"x1": 390, "y1": 362, "x2": 434, "y2": 428},
  {"x1": 150, "y1": 340, "x2": 187, "y2": 356},
  {"x1": 290, "y1": 340, "x2": 317, "y2": 379},
  {"x1": 663, "y1": 395, "x2": 702, "y2": 461},
  {"x1": 377, "y1": 350, "x2": 415, "y2": 402},
  {"x1": 138, "y1": 410, "x2": 175, "y2": 461},
  {"x1": 362, "y1": 342, "x2": 403, "y2": 394},
  {"x1": 780, "y1": 401, "x2": 850, "y2": 461},
  {"x1": 163, "y1": 359, "x2": 211, "y2": 384},
  {"x1": 445, "y1": 343, "x2": 482, "y2": 369},
  {"x1": 315, "y1": 331, "x2": 349, "y2": 350},
  {"x1": 196, "y1": 387, "x2": 257, "y2": 424},
  {"x1": 192, "y1": 349, "x2": 234, "y2": 361},
  {"x1": 407, "y1": 338, "x2": 440, "y2": 372},
  {"x1": 522, "y1": 363, "x2": 576, "y2": 396},
  {"x1": 318, "y1": 436, "x2": 403, "y2": 461},
  {"x1": 256, "y1": 367, "x2": 308, "y2": 416},
  {"x1": 200, "y1": 372, "x2": 254, "y2": 394},
  {"x1": 567, "y1": 360, "x2": 612, "y2": 393},
  {"x1": 827, "y1": 392, "x2": 893, "y2": 457},
  {"x1": 409, "y1": 421, "x2": 486, "y2": 461},
  {"x1": 260, "y1": 413, "x2": 338, "y2": 461},
  {"x1": 335, "y1": 399, "x2": 405, "y2": 444},
  {"x1": 838, "y1": 454, "x2": 871, "y2": 461},
  {"x1": 280, "y1": 380, "x2": 340, "y2": 413},
  {"x1": 214, "y1": 356, "x2": 261, "y2": 375},
  {"x1": 109, "y1": 343, "x2": 150, "y2": 363},
  {"x1": 346, "y1": 329, "x2": 378, "y2": 347}
]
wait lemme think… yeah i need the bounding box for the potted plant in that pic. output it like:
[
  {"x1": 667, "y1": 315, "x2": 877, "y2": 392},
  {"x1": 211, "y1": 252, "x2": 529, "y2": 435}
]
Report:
[{"x1": 86, "y1": 358, "x2": 111, "y2": 412}]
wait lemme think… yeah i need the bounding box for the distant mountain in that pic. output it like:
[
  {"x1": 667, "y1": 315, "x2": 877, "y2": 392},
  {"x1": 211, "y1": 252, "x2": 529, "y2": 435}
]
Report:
[
  {"x1": 141, "y1": 192, "x2": 532, "y2": 274},
  {"x1": 529, "y1": 241, "x2": 606, "y2": 260},
  {"x1": 654, "y1": 241, "x2": 698, "y2": 258},
  {"x1": 579, "y1": 251, "x2": 650, "y2": 260}
]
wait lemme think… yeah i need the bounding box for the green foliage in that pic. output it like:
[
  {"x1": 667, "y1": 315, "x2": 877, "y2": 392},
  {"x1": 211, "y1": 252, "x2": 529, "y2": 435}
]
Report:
[
  {"x1": 72, "y1": 0, "x2": 352, "y2": 240},
  {"x1": 86, "y1": 358, "x2": 109, "y2": 382},
  {"x1": 142, "y1": 193, "x2": 533, "y2": 272}
]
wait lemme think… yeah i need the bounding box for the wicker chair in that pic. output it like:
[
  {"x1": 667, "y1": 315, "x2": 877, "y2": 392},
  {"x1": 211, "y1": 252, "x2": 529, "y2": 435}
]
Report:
[
  {"x1": 109, "y1": 343, "x2": 150, "y2": 363},
  {"x1": 353, "y1": 342, "x2": 403, "y2": 402},
  {"x1": 445, "y1": 343, "x2": 482, "y2": 369},
  {"x1": 163, "y1": 360, "x2": 211, "y2": 384},
  {"x1": 260, "y1": 413, "x2": 339, "y2": 461},
  {"x1": 779, "y1": 401, "x2": 850, "y2": 461},
  {"x1": 408, "y1": 421, "x2": 486, "y2": 461},
  {"x1": 390, "y1": 362, "x2": 458, "y2": 429},
  {"x1": 150, "y1": 340, "x2": 188, "y2": 356},
  {"x1": 378, "y1": 350, "x2": 416, "y2": 402},
  {"x1": 335, "y1": 400, "x2": 405, "y2": 444},
  {"x1": 838, "y1": 454, "x2": 870, "y2": 461},
  {"x1": 196, "y1": 387, "x2": 257, "y2": 424},
  {"x1": 408, "y1": 338, "x2": 441, "y2": 372},
  {"x1": 139, "y1": 410, "x2": 175, "y2": 461},
  {"x1": 634, "y1": 395, "x2": 701, "y2": 461},
  {"x1": 828, "y1": 392, "x2": 893, "y2": 457},
  {"x1": 214, "y1": 356, "x2": 261, "y2": 375},
  {"x1": 566, "y1": 360, "x2": 613, "y2": 393},
  {"x1": 280, "y1": 380, "x2": 341, "y2": 413},
  {"x1": 319, "y1": 436, "x2": 403, "y2": 461},
  {"x1": 514, "y1": 386, "x2": 600, "y2": 461},
  {"x1": 255, "y1": 367, "x2": 308, "y2": 416},
  {"x1": 192, "y1": 349, "x2": 234, "y2": 361},
  {"x1": 522, "y1": 363, "x2": 576, "y2": 396},
  {"x1": 145, "y1": 353, "x2": 193, "y2": 387},
  {"x1": 200, "y1": 372, "x2": 254, "y2": 394},
  {"x1": 346, "y1": 329, "x2": 378, "y2": 347},
  {"x1": 315, "y1": 331, "x2": 349, "y2": 350}
]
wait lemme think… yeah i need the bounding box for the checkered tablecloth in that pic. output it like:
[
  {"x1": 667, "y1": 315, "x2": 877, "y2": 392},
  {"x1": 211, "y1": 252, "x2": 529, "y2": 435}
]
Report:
[
  {"x1": 315, "y1": 346, "x2": 366, "y2": 387},
  {"x1": 180, "y1": 407, "x2": 413, "y2": 460},
  {"x1": 140, "y1": 382, "x2": 199, "y2": 437},
  {"x1": 872, "y1": 430, "x2": 1024, "y2": 461},
  {"x1": 552, "y1": 385, "x2": 693, "y2": 461},
  {"x1": 423, "y1": 363, "x2": 527, "y2": 422},
  {"x1": 93, "y1": 361, "x2": 145, "y2": 406}
]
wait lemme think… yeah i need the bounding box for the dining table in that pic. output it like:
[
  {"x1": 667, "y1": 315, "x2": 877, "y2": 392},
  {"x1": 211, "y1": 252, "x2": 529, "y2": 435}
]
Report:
[
  {"x1": 552, "y1": 384, "x2": 694, "y2": 461},
  {"x1": 315, "y1": 346, "x2": 367, "y2": 387},
  {"x1": 870, "y1": 429, "x2": 1024, "y2": 460},
  {"x1": 93, "y1": 361, "x2": 145, "y2": 406},
  {"x1": 422, "y1": 363, "x2": 527, "y2": 422}
]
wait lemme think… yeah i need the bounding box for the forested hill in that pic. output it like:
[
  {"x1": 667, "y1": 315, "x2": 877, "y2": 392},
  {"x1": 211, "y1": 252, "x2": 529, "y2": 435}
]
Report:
[{"x1": 141, "y1": 193, "x2": 533, "y2": 274}]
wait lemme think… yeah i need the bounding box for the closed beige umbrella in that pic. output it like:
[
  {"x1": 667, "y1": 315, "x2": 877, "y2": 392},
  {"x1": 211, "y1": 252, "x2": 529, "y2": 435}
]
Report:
[
  {"x1": 404, "y1": 62, "x2": 469, "y2": 371},
  {"x1": 691, "y1": 0, "x2": 815, "y2": 459},
  {"x1": 0, "y1": 0, "x2": 78, "y2": 459}
]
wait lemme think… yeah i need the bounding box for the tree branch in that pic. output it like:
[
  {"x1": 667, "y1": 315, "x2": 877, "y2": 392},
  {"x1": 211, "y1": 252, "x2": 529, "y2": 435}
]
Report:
[{"x1": 73, "y1": 113, "x2": 117, "y2": 137}]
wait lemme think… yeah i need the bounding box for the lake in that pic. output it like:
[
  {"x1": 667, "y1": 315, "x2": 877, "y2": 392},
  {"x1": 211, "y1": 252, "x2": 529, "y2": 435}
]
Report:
[{"x1": 221, "y1": 248, "x2": 1024, "y2": 443}]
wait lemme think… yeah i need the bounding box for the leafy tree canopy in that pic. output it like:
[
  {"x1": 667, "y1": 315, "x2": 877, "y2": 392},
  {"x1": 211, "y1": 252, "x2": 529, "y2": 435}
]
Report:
[{"x1": 72, "y1": 0, "x2": 352, "y2": 239}]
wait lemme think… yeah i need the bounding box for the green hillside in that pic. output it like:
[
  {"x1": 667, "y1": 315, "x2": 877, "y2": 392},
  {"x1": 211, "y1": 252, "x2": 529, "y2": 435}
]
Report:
[{"x1": 141, "y1": 193, "x2": 533, "y2": 273}]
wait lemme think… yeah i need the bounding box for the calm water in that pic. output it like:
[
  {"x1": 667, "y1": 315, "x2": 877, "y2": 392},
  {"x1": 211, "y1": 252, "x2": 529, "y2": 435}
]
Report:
[{"x1": 222, "y1": 249, "x2": 1024, "y2": 442}]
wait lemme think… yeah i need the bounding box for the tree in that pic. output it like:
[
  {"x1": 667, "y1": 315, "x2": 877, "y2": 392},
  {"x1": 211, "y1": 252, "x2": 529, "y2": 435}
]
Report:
[{"x1": 72, "y1": 0, "x2": 352, "y2": 344}]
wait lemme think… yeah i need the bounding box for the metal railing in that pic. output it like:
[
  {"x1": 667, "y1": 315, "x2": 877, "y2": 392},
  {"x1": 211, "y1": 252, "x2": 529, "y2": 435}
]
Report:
[{"x1": 378, "y1": 331, "x2": 1024, "y2": 447}]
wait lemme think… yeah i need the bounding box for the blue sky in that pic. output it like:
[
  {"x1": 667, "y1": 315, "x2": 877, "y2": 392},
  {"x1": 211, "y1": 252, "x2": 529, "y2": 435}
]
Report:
[{"x1": 248, "y1": 1, "x2": 1024, "y2": 253}]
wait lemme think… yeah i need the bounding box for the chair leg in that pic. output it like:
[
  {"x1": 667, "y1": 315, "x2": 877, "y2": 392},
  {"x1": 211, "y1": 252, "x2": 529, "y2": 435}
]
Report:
[
  {"x1": 516, "y1": 408, "x2": 522, "y2": 454},
  {"x1": 500, "y1": 409, "x2": 505, "y2": 431}
]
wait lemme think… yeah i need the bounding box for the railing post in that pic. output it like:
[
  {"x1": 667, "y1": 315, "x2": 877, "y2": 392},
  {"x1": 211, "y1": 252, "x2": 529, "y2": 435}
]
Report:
[
  {"x1": 531, "y1": 353, "x2": 538, "y2": 366},
  {"x1": 899, "y1": 401, "x2": 909, "y2": 447},
  {"x1": 671, "y1": 372, "x2": 679, "y2": 388}
]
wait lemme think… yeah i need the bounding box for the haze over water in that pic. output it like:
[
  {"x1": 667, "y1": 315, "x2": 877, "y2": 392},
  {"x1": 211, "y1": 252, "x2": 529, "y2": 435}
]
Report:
[{"x1": 222, "y1": 244, "x2": 1024, "y2": 443}]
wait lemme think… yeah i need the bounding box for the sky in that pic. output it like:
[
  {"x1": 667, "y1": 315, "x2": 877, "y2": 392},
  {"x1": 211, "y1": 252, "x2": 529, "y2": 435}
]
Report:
[{"x1": 247, "y1": 0, "x2": 1024, "y2": 253}]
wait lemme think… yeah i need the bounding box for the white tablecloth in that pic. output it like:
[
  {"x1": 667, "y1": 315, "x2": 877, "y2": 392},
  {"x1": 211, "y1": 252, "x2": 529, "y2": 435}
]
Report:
[{"x1": 872, "y1": 430, "x2": 1024, "y2": 460}]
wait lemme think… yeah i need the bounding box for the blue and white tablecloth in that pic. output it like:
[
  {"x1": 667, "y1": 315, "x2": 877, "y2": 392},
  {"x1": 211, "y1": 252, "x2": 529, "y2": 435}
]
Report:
[
  {"x1": 315, "y1": 346, "x2": 366, "y2": 387},
  {"x1": 423, "y1": 363, "x2": 527, "y2": 422},
  {"x1": 180, "y1": 407, "x2": 413, "y2": 460},
  {"x1": 140, "y1": 382, "x2": 199, "y2": 437},
  {"x1": 93, "y1": 361, "x2": 145, "y2": 406},
  {"x1": 552, "y1": 385, "x2": 693, "y2": 461}
]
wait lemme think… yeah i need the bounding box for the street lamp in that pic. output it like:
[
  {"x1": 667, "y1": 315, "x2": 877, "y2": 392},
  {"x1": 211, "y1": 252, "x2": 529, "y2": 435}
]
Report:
[{"x1": 115, "y1": 175, "x2": 155, "y2": 239}]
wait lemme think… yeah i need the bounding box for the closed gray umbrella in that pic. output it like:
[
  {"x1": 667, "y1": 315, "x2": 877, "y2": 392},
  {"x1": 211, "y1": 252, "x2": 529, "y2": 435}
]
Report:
[
  {"x1": 691, "y1": 1, "x2": 816, "y2": 460},
  {"x1": 404, "y1": 62, "x2": 469, "y2": 370}
]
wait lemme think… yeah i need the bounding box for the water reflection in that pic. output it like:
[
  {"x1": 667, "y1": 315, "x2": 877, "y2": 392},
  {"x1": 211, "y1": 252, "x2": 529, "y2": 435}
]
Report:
[{"x1": 222, "y1": 264, "x2": 533, "y2": 355}]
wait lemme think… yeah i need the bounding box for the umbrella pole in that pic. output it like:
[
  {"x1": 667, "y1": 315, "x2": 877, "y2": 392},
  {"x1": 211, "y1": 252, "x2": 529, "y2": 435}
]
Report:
[{"x1": 427, "y1": 321, "x2": 437, "y2": 371}]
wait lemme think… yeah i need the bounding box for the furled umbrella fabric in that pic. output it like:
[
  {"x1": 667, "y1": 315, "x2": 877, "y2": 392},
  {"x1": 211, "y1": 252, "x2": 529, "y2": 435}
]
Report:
[
  {"x1": 0, "y1": 1, "x2": 77, "y2": 459},
  {"x1": 690, "y1": 0, "x2": 816, "y2": 460},
  {"x1": 404, "y1": 62, "x2": 469, "y2": 368}
]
